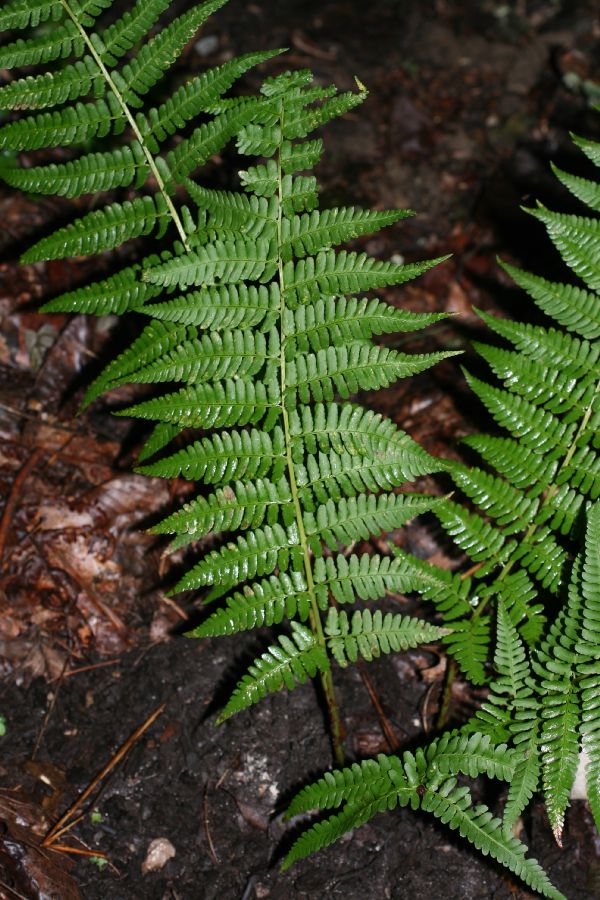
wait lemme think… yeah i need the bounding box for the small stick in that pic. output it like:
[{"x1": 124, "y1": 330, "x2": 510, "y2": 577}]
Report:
[
  {"x1": 43, "y1": 703, "x2": 165, "y2": 847},
  {"x1": 357, "y1": 662, "x2": 402, "y2": 752},
  {"x1": 0, "y1": 448, "x2": 43, "y2": 564},
  {"x1": 203, "y1": 782, "x2": 219, "y2": 865},
  {"x1": 49, "y1": 845, "x2": 107, "y2": 858},
  {"x1": 62, "y1": 658, "x2": 120, "y2": 679}
]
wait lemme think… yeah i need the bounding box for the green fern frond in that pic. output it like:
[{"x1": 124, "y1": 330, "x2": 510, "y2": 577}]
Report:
[
  {"x1": 217, "y1": 622, "x2": 330, "y2": 722},
  {"x1": 528, "y1": 206, "x2": 600, "y2": 292},
  {"x1": 325, "y1": 608, "x2": 447, "y2": 666},
  {"x1": 499, "y1": 261, "x2": 600, "y2": 340},
  {"x1": 22, "y1": 194, "x2": 170, "y2": 263},
  {"x1": 190, "y1": 572, "x2": 311, "y2": 637},
  {"x1": 421, "y1": 780, "x2": 564, "y2": 900},
  {"x1": 137, "y1": 427, "x2": 286, "y2": 484}
]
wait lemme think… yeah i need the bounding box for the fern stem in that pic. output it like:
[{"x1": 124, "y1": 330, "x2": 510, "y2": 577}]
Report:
[
  {"x1": 58, "y1": 0, "x2": 191, "y2": 251},
  {"x1": 275, "y1": 100, "x2": 345, "y2": 766}
]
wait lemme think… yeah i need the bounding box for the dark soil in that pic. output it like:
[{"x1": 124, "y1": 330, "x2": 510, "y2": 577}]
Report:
[{"x1": 1, "y1": 1, "x2": 600, "y2": 899}]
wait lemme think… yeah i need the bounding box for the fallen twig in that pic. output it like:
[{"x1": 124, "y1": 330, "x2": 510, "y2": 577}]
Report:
[{"x1": 43, "y1": 703, "x2": 165, "y2": 848}]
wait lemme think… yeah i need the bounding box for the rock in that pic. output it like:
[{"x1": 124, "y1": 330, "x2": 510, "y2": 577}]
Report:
[{"x1": 141, "y1": 837, "x2": 176, "y2": 875}]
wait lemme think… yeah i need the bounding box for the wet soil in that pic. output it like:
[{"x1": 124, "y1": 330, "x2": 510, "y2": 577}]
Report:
[{"x1": 1, "y1": 1, "x2": 600, "y2": 898}]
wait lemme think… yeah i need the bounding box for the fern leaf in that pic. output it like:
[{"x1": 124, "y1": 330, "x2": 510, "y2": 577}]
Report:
[
  {"x1": 0, "y1": 22, "x2": 83, "y2": 68},
  {"x1": 283, "y1": 249, "x2": 447, "y2": 304},
  {"x1": 291, "y1": 403, "x2": 440, "y2": 477},
  {"x1": 325, "y1": 608, "x2": 447, "y2": 667},
  {"x1": 165, "y1": 99, "x2": 262, "y2": 184},
  {"x1": 304, "y1": 492, "x2": 438, "y2": 553},
  {"x1": 22, "y1": 194, "x2": 169, "y2": 263},
  {"x1": 99, "y1": 0, "x2": 171, "y2": 64},
  {"x1": 552, "y1": 162, "x2": 600, "y2": 211},
  {"x1": 83, "y1": 319, "x2": 188, "y2": 407},
  {"x1": 144, "y1": 282, "x2": 279, "y2": 331},
  {"x1": 576, "y1": 503, "x2": 600, "y2": 832},
  {"x1": 1, "y1": 143, "x2": 148, "y2": 198},
  {"x1": 422, "y1": 779, "x2": 565, "y2": 900},
  {"x1": 461, "y1": 434, "x2": 557, "y2": 493},
  {"x1": 280, "y1": 207, "x2": 413, "y2": 259},
  {"x1": 40, "y1": 259, "x2": 162, "y2": 316},
  {"x1": 172, "y1": 522, "x2": 300, "y2": 593},
  {"x1": 473, "y1": 341, "x2": 595, "y2": 419},
  {"x1": 286, "y1": 296, "x2": 446, "y2": 353},
  {"x1": 190, "y1": 571, "x2": 311, "y2": 637},
  {"x1": 499, "y1": 261, "x2": 600, "y2": 340},
  {"x1": 281, "y1": 138, "x2": 324, "y2": 175},
  {"x1": 217, "y1": 622, "x2": 330, "y2": 721},
  {"x1": 503, "y1": 727, "x2": 540, "y2": 830},
  {"x1": 285, "y1": 344, "x2": 458, "y2": 405},
  {"x1": 127, "y1": 328, "x2": 276, "y2": 385},
  {"x1": 0, "y1": 56, "x2": 104, "y2": 111},
  {"x1": 528, "y1": 207, "x2": 600, "y2": 292},
  {"x1": 118, "y1": 0, "x2": 228, "y2": 106},
  {"x1": 0, "y1": 98, "x2": 120, "y2": 151},
  {"x1": 463, "y1": 370, "x2": 575, "y2": 454},
  {"x1": 117, "y1": 377, "x2": 280, "y2": 430},
  {"x1": 476, "y1": 309, "x2": 599, "y2": 375},
  {"x1": 425, "y1": 731, "x2": 515, "y2": 782},
  {"x1": 152, "y1": 476, "x2": 290, "y2": 539},
  {"x1": 142, "y1": 238, "x2": 275, "y2": 288},
  {"x1": 313, "y1": 553, "x2": 425, "y2": 607},
  {"x1": 448, "y1": 463, "x2": 538, "y2": 534},
  {"x1": 0, "y1": 0, "x2": 63, "y2": 31},
  {"x1": 137, "y1": 427, "x2": 286, "y2": 484},
  {"x1": 145, "y1": 50, "x2": 281, "y2": 144}
]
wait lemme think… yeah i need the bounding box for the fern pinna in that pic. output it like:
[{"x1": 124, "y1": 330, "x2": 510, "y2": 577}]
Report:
[
  {"x1": 0, "y1": 4, "x2": 457, "y2": 759},
  {"x1": 286, "y1": 124, "x2": 600, "y2": 898}
]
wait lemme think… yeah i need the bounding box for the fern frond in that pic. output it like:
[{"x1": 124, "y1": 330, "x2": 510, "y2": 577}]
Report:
[
  {"x1": 40, "y1": 259, "x2": 161, "y2": 316},
  {"x1": 144, "y1": 282, "x2": 279, "y2": 331},
  {"x1": 325, "y1": 608, "x2": 447, "y2": 667},
  {"x1": 152, "y1": 476, "x2": 290, "y2": 539},
  {"x1": 217, "y1": 622, "x2": 330, "y2": 721},
  {"x1": 127, "y1": 328, "x2": 277, "y2": 385},
  {"x1": 499, "y1": 261, "x2": 600, "y2": 340},
  {"x1": 528, "y1": 206, "x2": 600, "y2": 292},
  {"x1": 286, "y1": 296, "x2": 446, "y2": 353},
  {"x1": 285, "y1": 344, "x2": 458, "y2": 406},
  {"x1": 0, "y1": 0, "x2": 63, "y2": 31},
  {"x1": 313, "y1": 553, "x2": 425, "y2": 607},
  {"x1": 1, "y1": 143, "x2": 148, "y2": 198},
  {"x1": 190, "y1": 572, "x2": 311, "y2": 637},
  {"x1": 142, "y1": 237, "x2": 275, "y2": 288},
  {"x1": 172, "y1": 522, "x2": 299, "y2": 593},
  {"x1": 280, "y1": 207, "x2": 412, "y2": 259},
  {"x1": 463, "y1": 370, "x2": 575, "y2": 454},
  {"x1": 117, "y1": 377, "x2": 280, "y2": 430},
  {"x1": 0, "y1": 99, "x2": 120, "y2": 150},
  {"x1": 118, "y1": 0, "x2": 228, "y2": 105},
  {"x1": 22, "y1": 194, "x2": 169, "y2": 263},
  {"x1": 421, "y1": 780, "x2": 565, "y2": 900},
  {"x1": 137, "y1": 427, "x2": 286, "y2": 484},
  {"x1": 304, "y1": 492, "x2": 438, "y2": 553},
  {"x1": 283, "y1": 249, "x2": 448, "y2": 304}
]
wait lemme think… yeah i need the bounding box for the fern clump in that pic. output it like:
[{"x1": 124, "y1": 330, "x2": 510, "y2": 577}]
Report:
[
  {"x1": 287, "y1": 118, "x2": 600, "y2": 900},
  {"x1": 1, "y1": 2, "x2": 457, "y2": 764}
]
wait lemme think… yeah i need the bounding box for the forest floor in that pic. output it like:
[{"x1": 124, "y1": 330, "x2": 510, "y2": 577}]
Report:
[{"x1": 0, "y1": 1, "x2": 600, "y2": 898}]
